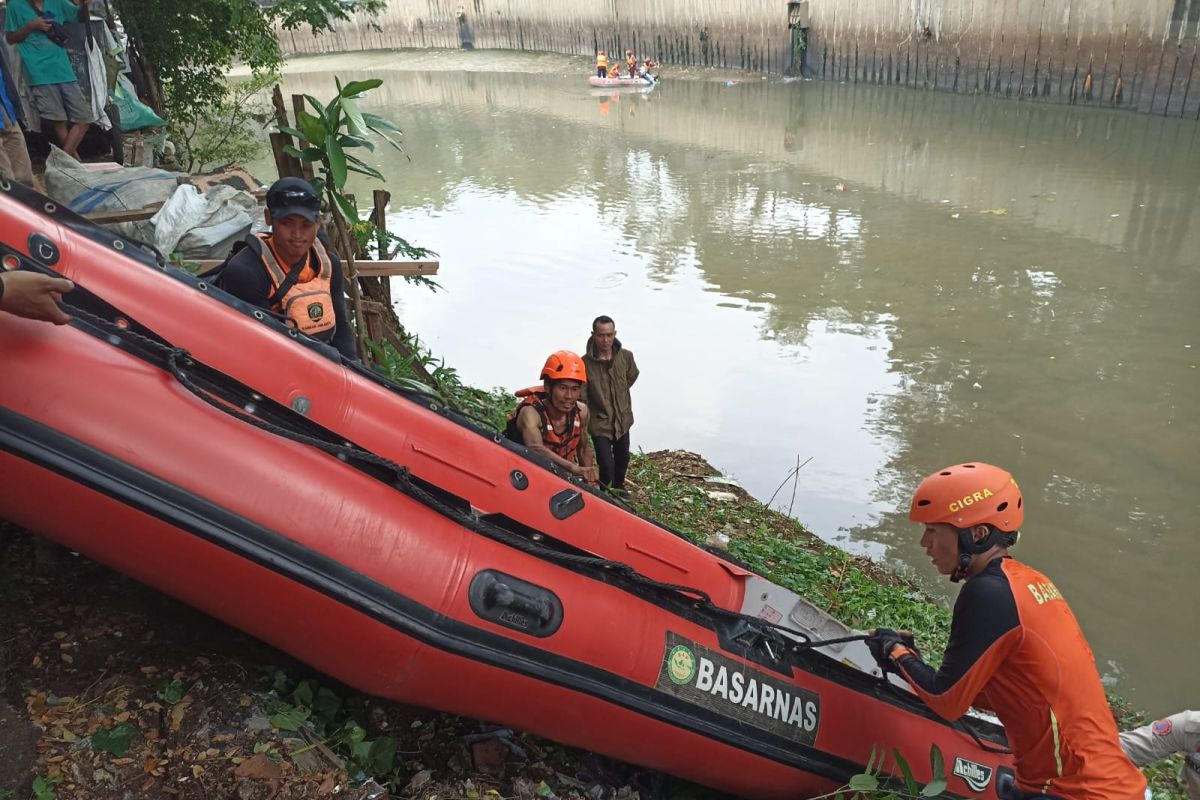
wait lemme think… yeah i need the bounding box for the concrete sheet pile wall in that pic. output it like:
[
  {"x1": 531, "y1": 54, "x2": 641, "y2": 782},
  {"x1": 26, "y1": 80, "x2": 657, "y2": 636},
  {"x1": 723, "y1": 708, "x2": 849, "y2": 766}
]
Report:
[
  {"x1": 807, "y1": 0, "x2": 1200, "y2": 116},
  {"x1": 278, "y1": 0, "x2": 1200, "y2": 117}
]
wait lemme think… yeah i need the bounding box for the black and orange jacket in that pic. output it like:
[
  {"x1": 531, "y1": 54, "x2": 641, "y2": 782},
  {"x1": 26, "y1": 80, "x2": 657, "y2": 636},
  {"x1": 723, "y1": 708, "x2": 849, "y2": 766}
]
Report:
[
  {"x1": 895, "y1": 558, "x2": 1145, "y2": 800},
  {"x1": 505, "y1": 388, "x2": 583, "y2": 463}
]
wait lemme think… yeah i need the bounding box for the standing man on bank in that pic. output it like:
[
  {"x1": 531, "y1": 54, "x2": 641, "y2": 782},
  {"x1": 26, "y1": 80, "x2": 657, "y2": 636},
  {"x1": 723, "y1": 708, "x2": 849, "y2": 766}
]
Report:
[
  {"x1": 866, "y1": 463, "x2": 1145, "y2": 800},
  {"x1": 4, "y1": 0, "x2": 95, "y2": 160},
  {"x1": 582, "y1": 315, "x2": 639, "y2": 493}
]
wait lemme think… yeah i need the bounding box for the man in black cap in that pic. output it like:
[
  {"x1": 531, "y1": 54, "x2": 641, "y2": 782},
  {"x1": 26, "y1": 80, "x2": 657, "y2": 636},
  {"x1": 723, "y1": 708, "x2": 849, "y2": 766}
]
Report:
[{"x1": 218, "y1": 177, "x2": 359, "y2": 361}]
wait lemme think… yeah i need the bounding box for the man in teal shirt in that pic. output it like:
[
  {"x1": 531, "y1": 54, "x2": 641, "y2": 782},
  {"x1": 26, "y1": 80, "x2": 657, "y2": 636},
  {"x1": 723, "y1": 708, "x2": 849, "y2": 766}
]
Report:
[{"x1": 4, "y1": 0, "x2": 93, "y2": 159}]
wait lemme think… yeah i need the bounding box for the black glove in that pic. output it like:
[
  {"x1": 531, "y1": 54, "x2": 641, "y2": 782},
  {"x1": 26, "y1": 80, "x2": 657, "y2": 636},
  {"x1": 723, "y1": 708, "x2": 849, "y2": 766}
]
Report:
[{"x1": 866, "y1": 628, "x2": 921, "y2": 672}]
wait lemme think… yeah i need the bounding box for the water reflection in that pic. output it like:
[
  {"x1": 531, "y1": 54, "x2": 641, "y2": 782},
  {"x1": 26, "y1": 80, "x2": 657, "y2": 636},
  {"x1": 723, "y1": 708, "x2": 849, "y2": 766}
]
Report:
[{"x1": 269, "y1": 52, "x2": 1199, "y2": 710}]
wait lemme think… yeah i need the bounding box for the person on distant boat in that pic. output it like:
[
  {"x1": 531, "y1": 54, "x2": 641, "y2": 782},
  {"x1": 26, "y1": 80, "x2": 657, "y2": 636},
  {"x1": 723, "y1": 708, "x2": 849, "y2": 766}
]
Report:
[
  {"x1": 505, "y1": 350, "x2": 598, "y2": 484},
  {"x1": 216, "y1": 177, "x2": 360, "y2": 362},
  {"x1": 607, "y1": 64, "x2": 620, "y2": 79},
  {"x1": 625, "y1": 49, "x2": 637, "y2": 78},
  {"x1": 582, "y1": 315, "x2": 639, "y2": 494},
  {"x1": 0, "y1": 270, "x2": 73, "y2": 323},
  {"x1": 865, "y1": 463, "x2": 1145, "y2": 800},
  {"x1": 595, "y1": 48, "x2": 608, "y2": 79},
  {"x1": 1120, "y1": 711, "x2": 1199, "y2": 800},
  {"x1": 640, "y1": 55, "x2": 658, "y2": 78}
]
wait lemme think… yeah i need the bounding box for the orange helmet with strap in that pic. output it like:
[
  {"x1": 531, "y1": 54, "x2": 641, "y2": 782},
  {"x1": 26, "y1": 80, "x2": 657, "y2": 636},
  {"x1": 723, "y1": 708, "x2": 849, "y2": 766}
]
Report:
[
  {"x1": 909, "y1": 462, "x2": 1023, "y2": 532},
  {"x1": 910, "y1": 462, "x2": 1023, "y2": 582},
  {"x1": 540, "y1": 350, "x2": 587, "y2": 384}
]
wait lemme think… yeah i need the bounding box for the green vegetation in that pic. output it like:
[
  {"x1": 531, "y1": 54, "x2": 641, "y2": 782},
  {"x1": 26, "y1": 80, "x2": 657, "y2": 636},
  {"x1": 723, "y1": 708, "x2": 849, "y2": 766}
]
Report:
[
  {"x1": 370, "y1": 335, "x2": 513, "y2": 432},
  {"x1": 817, "y1": 745, "x2": 948, "y2": 800},
  {"x1": 111, "y1": 0, "x2": 386, "y2": 123},
  {"x1": 31, "y1": 774, "x2": 61, "y2": 800},
  {"x1": 170, "y1": 72, "x2": 277, "y2": 173},
  {"x1": 626, "y1": 456, "x2": 952, "y2": 658}
]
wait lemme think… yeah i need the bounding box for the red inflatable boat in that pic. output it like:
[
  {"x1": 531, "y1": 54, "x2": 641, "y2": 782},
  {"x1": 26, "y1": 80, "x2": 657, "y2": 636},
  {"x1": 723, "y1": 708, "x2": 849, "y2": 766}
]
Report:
[{"x1": 0, "y1": 181, "x2": 1013, "y2": 799}]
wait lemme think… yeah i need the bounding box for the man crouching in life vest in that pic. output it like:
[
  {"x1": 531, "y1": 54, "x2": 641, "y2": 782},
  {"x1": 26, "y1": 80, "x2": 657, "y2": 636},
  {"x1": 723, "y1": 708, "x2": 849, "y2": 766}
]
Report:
[
  {"x1": 217, "y1": 178, "x2": 360, "y2": 361},
  {"x1": 505, "y1": 351, "x2": 599, "y2": 484},
  {"x1": 866, "y1": 464, "x2": 1145, "y2": 800}
]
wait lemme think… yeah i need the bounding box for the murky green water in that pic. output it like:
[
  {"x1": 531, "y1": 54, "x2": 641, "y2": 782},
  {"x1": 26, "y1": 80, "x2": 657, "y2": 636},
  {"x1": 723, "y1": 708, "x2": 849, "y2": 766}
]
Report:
[{"x1": 268, "y1": 51, "x2": 1199, "y2": 712}]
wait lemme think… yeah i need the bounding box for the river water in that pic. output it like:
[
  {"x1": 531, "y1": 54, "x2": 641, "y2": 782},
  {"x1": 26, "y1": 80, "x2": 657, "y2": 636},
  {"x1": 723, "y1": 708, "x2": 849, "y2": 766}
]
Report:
[{"x1": 269, "y1": 50, "x2": 1198, "y2": 713}]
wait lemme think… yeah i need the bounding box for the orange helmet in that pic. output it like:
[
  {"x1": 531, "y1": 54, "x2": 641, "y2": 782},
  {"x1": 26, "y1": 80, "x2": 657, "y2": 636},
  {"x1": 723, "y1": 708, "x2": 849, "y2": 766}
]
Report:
[
  {"x1": 909, "y1": 462, "x2": 1023, "y2": 532},
  {"x1": 540, "y1": 350, "x2": 587, "y2": 384}
]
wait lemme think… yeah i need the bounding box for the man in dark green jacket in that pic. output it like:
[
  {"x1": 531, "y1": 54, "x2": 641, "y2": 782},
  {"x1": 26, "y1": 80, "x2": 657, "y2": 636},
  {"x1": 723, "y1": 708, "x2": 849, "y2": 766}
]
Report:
[{"x1": 582, "y1": 315, "x2": 639, "y2": 492}]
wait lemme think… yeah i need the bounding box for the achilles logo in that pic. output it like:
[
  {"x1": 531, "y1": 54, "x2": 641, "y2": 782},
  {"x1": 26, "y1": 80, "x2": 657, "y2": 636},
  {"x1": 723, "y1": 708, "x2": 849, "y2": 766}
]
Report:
[{"x1": 953, "y1": 757, "x2": 993, "y2": 792}]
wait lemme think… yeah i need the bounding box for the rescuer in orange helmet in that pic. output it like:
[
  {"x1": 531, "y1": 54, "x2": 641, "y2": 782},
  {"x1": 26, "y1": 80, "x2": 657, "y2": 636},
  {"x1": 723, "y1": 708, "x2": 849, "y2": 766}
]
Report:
[
  {"x1": 505, "y1": 351, "x2": 598, "y2": 484},
  {"x1": 866, "y1": 463, "x2": 1145, "y2": 800}
]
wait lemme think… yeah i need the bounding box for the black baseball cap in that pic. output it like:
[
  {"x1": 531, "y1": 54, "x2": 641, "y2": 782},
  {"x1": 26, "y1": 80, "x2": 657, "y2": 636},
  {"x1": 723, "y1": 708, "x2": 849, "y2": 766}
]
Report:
[{"x1": 266, "y1": 178, "x2": 321, "y2": 222}]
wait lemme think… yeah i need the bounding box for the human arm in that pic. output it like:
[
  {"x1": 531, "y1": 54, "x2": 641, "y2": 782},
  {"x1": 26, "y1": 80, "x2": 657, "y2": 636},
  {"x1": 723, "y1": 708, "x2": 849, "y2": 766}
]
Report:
[
  {"x1": 1119, "y1": 712, "x2": 1194, "y2": 766},
  {"x1": 874, "y1": 573, "x2": 1021, "y2": 720},
  {"x1": 5, "y1": 3, "x2": 52, "y2": 45},
  {"x1": 517, "y1": 406, "x2": 591, "y2": 478},
  {"x1": 626, "y1": 350, "x2": 639, "y2": 387},
  {"x1": 575, "y1": 404, "x2": 599, "y2": 483},
  {"x1": 0, "y1": 271, "x2": 73, "y2": 324},
  {"x1": 326, "y1": 252, "x2": 360, "y2": 362}
]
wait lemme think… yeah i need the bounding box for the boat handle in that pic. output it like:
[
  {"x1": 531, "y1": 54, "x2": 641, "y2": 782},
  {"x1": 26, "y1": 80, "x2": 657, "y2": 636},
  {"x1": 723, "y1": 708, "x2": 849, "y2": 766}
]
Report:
[
  {"x1": 468, "y1": 569, "x2": 564, "y2": 638},
  {"x1": 549, "y1": 488, "x2": 585, "y2": 520},
  {"x1": 485, "y1": 582, "x2": 552, "y2": 623}
]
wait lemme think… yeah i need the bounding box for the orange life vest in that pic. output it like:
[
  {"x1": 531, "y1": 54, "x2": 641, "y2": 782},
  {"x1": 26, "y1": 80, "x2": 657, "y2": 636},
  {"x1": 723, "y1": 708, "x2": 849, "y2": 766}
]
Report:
[
  {"x1": 597, "y1": 53, "x2": 608, "y2": 68},
  {"x1": 506, "y1": 387, "x2": 582, "y2": 463},
  {"x1": 257, "y1": 233, "x2": 336, "y2": 337}
]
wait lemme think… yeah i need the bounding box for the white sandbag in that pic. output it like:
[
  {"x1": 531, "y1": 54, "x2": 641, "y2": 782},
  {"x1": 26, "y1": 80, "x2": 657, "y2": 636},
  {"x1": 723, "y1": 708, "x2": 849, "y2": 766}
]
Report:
[
  {"x1": 150, "y1": 184, "x2": 255, "y2": 260},
  {"x1": 148, "y1": 184, "x2": 206, "y2": 254}
]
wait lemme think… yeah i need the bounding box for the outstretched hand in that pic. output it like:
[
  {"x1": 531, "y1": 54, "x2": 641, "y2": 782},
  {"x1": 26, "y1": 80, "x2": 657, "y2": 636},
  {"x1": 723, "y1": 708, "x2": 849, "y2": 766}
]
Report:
[{"x1": 0, "y1": 271, "x2": 74, "y2": 324}]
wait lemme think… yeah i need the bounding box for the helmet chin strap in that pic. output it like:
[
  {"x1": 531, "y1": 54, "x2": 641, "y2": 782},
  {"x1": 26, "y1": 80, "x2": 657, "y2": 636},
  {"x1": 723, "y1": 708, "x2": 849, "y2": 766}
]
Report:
[
  {"x1": 949, "y1": 526, "x2": 1019, "y2": 582},
  {"x1": 951, "y1": 526, "x2": 986, "y2": 583},
  {"x1": 951, "y1": 551, "x2": 972, "y2": 583}
]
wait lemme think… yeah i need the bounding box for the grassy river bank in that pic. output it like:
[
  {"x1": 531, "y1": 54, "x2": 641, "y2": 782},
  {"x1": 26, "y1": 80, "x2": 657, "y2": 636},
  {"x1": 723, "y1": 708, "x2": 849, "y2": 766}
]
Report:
[{"x1": 0, "y1": 352, "x2": 1186, "y2": 799}]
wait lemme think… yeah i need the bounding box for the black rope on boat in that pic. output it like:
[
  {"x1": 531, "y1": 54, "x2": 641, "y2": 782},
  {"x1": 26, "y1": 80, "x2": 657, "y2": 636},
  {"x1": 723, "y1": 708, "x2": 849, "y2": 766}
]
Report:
[{"x1": 61, "y1": 298, "x2": 890, "y2": 658}]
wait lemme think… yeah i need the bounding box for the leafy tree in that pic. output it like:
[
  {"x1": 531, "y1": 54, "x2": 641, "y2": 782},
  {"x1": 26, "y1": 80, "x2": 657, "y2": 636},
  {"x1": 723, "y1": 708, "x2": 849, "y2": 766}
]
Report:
[
  {"x1": 171, "y1": 71, "x2": 278, "y2": 173},
  {"x1": 111, "y1": 0, "x2": 385, "y2": 126}
]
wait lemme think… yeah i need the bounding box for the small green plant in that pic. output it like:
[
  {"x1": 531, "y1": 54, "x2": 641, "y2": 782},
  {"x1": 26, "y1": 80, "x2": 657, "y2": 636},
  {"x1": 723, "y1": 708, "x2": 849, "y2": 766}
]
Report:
[
  {"x1": 814, "y1": 745, "x2": 947, "y2": 800},
  {"x1": 30, "y1": 774, "x2": 61, "y2": 800},
  {"x1": 278, "y1": 78, "x2": 404, "y2": 229},
  {"x1": 153, "y1": 677, "x2": 185, "y2": 705},
  {"x1": 91, "y1": 722, "x2": 137, "y2": 757},
  {"x1": 260, "y1": 671, "x2": 400, "y2": 784}
]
